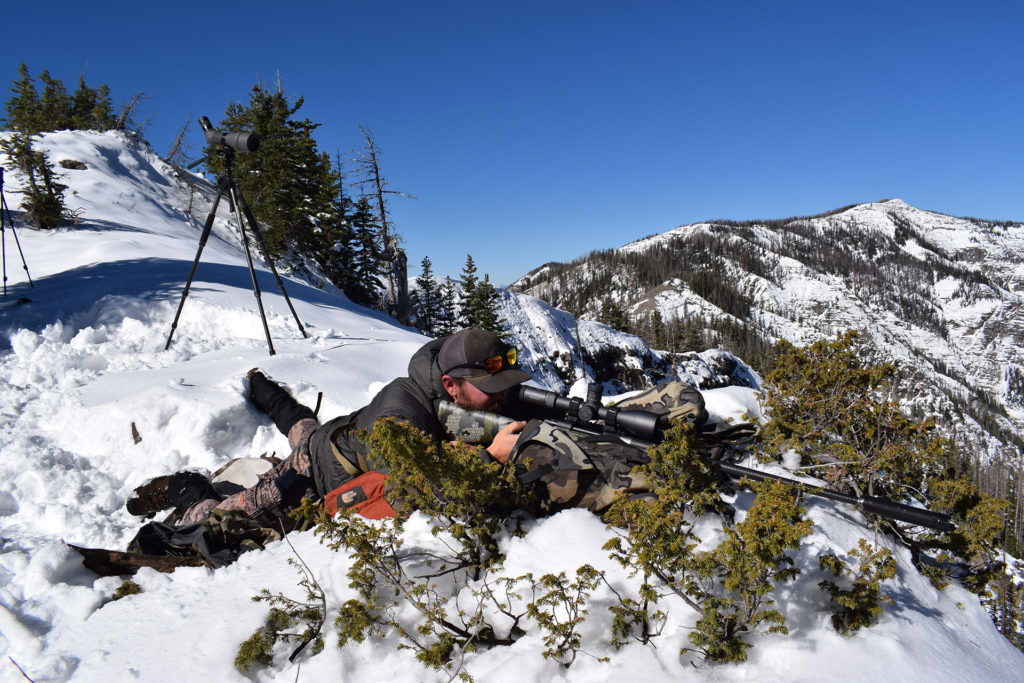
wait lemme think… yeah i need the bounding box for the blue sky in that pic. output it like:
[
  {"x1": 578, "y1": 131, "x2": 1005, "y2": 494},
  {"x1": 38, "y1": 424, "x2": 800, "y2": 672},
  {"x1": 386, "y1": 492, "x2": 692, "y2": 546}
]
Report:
[{"x1": 4, "y1": 1, "x2": 1021, "y2": 285}]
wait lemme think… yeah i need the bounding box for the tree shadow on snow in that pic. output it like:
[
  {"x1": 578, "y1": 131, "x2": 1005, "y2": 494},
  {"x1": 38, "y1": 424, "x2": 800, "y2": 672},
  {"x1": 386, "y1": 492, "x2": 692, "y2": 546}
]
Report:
[{"x1": 0, "y1": 256, "x2": 399, "y2": 348}]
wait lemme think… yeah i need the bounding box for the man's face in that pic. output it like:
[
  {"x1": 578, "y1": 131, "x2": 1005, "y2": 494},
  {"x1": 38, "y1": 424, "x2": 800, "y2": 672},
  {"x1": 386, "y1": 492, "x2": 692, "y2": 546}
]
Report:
[{"x1": 444, "y1": 376, "x2": 507, "y2": 412}]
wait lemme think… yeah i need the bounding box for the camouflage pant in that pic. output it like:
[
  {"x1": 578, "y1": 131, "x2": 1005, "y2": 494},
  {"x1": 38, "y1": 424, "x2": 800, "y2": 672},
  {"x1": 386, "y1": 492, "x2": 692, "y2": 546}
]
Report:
[
  {"x1": 179, "y1": 418, "x2": 320, "y2": 524},
  {"x1": 509, "y1": 380, "x2": 706, "y2": 516}
]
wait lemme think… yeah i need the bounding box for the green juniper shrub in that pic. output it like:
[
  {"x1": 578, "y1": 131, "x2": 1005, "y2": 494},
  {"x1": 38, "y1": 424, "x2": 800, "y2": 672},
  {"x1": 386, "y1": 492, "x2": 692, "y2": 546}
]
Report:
[
  {"x1": 924, "y1": 476, "x2": 1010, "y2": 593},
  {"x1": 757, "y1": 330, "x2": 1017, "y2": 646},
  {"x1": 686, "y1": 478, "x2": 812, "y2": 662},
  {"x1": 314, "y1": 419, "x2": 539, "y2": 678},
  {"x1": 818, "y1": 538, "x2": 897, "y2": 635},
  {"x1": 757, "y1": 331, "x2": 952, "y2": 503},
  {"x1": 111, "y1": 579, "x2": 143, "y2": 601},
  {"x1": 607, "y1": 579, "x2": 666, "y2": 649},
  {"x1": 234, "y1": 555, "x2": 326, "y2": 672},
  {"x1": 604, "y1": 422, "x2": 811, "y2": 663},
  {"x1": 525, "y1": 564, "x2": 609, "y2": 666}
]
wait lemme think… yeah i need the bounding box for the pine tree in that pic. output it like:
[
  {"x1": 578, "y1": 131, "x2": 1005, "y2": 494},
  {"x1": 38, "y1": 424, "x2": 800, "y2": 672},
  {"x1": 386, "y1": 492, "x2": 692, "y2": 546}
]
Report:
[
  {"x1": 471, "y1": 274, "x2": 504, "y2": 335},
  {"x1": 459, "y1": 260, "x2": 504, "y2": 335},
  {"x1": 598, "y1": 297, "x2": 630, "y2": 332},
  {"x1": 89, "y1": 84, "x2": 116, "y2": 130},
  {"x1": 436, "y1": 277, "x2": 459, "y2": 336},
  {"x1": 458, "y1": 254, "x2": 479, "y2": 327},
  {"x1": 315, "y1": 152, "x2": 370, "y2": 303},
  {"x1": 206, "y1": 83, "x2": 341, "y2": 264},
  {"x1": 650, "y1": 310, "x2": 668, "y2": 350},
  {"x1": 4, "y1": 65, "x2": 117, "y2": 134},
  {"x1": 345, "y1": 196, "x2": 385, "y2": 307},
  {"x1": 412, "y1": 256, "x2": 442, "y2": 336},
  {"x1": 4, "y1": 64, "x2": 42, "y2": 133},
  {"x1": 0, "y1": 131, "x2": 67, "y2": 228},
  {"x1": 70, "y1": 75, "x2": 115, "y2": 130},
  {"x1": 38, "y1": 70, "x2": 72, "y2": 131}
]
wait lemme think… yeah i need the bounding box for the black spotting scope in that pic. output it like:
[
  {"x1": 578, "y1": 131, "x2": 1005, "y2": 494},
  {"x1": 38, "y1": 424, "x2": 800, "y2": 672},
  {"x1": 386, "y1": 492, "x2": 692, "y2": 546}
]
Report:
[{"x1": 198, "y1": 116, "x2": 260, "y2": 153}]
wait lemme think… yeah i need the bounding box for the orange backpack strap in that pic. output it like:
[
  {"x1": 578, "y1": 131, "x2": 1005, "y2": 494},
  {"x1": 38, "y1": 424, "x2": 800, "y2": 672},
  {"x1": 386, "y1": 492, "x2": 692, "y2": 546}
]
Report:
[{"x1": 323, "y1": 472, "x2": 395, "y2": 520}]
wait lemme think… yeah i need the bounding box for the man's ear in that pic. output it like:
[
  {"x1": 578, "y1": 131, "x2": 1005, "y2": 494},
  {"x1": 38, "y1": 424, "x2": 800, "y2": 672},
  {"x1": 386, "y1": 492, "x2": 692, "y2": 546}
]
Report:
[{"x1": 441, "y1": 375, "x2": 458, "y2": 400}]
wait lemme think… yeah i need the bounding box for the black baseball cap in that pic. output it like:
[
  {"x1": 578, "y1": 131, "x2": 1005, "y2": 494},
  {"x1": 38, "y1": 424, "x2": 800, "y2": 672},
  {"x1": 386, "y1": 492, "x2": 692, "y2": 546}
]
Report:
[{"x1": 438, "y1": 329, "x2": 530, "y2": 393}]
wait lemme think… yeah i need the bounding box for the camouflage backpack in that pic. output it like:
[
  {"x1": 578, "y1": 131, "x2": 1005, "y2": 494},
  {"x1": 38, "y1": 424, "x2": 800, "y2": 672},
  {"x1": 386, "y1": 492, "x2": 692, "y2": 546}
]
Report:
[
  {"x1": 509, "y1": 419, "x2": 654, "y2": 516},
  {"x1": 610, "y1": 380, "x2": 708, "y2": 425}
]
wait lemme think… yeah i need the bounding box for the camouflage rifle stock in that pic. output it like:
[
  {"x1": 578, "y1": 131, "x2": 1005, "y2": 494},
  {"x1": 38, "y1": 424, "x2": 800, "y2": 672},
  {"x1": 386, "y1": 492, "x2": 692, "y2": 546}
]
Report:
[{"x1": 437, "y1": 400, "x2": 516, "y2": 446}]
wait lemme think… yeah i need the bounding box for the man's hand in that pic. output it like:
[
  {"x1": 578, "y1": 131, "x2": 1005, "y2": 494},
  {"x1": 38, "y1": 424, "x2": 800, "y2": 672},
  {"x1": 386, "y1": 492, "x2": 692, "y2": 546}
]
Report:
[{"x1": 486, "y1": 421, "x2": 527, "y2": 464}]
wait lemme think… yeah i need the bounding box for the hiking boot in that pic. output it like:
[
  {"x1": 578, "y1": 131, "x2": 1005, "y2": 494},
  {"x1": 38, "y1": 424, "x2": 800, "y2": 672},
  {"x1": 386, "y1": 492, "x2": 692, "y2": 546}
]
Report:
[
  {"x1": 126, "y1": 474, "x2": 174, "y2": 517},
  {"x1": 245, "y1": 368, "x2": 315, "y2": 435},
  {"x1": 126, "y1": 471, "x2": 221, "y2": 518}
]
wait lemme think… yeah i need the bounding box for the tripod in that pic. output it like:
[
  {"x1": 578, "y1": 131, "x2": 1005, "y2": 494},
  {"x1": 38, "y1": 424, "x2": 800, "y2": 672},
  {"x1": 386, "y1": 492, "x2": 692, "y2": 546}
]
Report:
[
  {"x1": 1, "y1": 167, "x2": 34, "y2": 297},
  {"x1": 165, "y1": 147, "x2": 308, "y2": 355}
]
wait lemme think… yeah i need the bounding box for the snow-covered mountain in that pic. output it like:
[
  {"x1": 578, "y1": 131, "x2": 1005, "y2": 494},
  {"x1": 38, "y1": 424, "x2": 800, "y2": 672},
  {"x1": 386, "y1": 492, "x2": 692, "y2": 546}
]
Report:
[
  {"x1": 512, "y1": 202, "x2": 1024, "y2": 466},
  {"x1": 496, "y1": 288, "x2": 760, "y2": 395},
  {"x1": 1, "y1": 131, "x2": 1021, "y2": 681}
]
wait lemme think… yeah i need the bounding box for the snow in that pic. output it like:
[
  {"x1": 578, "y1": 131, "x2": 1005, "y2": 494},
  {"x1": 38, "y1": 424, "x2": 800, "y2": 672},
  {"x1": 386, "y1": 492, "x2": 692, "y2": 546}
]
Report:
[{"x1": 1, "y1": 131, "x2": 1022, "y2": 681}]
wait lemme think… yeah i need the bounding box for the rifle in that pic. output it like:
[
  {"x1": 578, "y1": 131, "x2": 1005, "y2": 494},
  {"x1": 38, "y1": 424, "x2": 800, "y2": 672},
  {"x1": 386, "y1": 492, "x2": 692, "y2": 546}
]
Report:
[{"x1": 438, "y1": 382, "x2": 955, "y2": 533}]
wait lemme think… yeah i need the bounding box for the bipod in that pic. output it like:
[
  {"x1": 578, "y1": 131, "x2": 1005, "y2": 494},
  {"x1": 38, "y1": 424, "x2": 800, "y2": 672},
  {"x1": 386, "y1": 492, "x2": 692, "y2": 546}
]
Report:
[
  {"x1": 0, "y1": 167, "x2": 34, "y2": 297},
  {"x1": 164, "y1": 148, "x2": 308, "y2": 355}
]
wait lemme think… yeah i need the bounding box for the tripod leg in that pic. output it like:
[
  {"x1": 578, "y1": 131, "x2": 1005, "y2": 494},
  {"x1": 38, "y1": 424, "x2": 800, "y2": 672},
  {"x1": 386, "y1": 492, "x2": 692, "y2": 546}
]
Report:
[
  {"x1": 165, "y1": 191, "x2": 223, "y2": 351},
  {"x1": 4, "y1": 204, "x2": 34, "y2": 289},
  {"x1": 228, "y1": 185, "x2": 276, "y2": 356},
  {"x1": 2, "y1": 214, "x2": 6, "y2": 298},
  {"x1": 234, "y1": 191, "x2": 308, "y2": 338}
]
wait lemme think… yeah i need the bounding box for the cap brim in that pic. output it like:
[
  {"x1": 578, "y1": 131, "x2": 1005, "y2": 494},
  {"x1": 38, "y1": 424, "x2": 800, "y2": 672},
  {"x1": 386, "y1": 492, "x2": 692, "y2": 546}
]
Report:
[{"x1": 464, "y1": 368, "x2": 531, "y2": 393}]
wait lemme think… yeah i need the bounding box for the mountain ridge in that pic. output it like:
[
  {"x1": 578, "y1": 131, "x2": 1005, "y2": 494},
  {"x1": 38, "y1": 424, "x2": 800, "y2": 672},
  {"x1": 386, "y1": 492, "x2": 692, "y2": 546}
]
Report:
[{"x1": 509, "y1": 199, "x2": 1024, "y2": 469}]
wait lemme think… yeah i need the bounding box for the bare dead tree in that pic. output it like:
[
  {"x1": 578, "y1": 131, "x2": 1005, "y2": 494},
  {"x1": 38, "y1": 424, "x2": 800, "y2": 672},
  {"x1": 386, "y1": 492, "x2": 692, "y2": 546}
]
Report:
[
  {"x1": 354, "y1": 125, "x2": 415, "y2": 324},
  {"x1": 164, "y1": 117, "x2": 192, "y2": 165},
  {"x1": 115, "y1": 92, "x2": 149, "y2": 132}
]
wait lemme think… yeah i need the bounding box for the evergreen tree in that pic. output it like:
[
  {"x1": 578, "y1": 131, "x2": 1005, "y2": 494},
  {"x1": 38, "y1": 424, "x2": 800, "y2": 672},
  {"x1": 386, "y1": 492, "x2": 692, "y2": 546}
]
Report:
[
  {"x1": 89, "y1": 84, "x2": 116, "y2": 130},
  {"x1": 598, "y1": 297, "x2": 630, "y2": 332},
  {"x1": 436, "y1": 277, "x2": 459, "y2": 336},
  {"x1": 4, "y1": 64, "x2": 42, "y2": 133},
  {"x1": 0, "y1": 131, "x2": 67, "y2": 228},
  {"x1": 344, "y1": 196, "x2": 385, "y2": 307},
  {"x1": 458, "y1": 254, "x2": 479, "y2": 327},
  {"x1": 316, "y1": 153, "x2": 373, "y2": 304},
  {"x1": 207, "y1": 83, "x2": 338, "y2": 262},
  {"x1": 455, "y1": 253, "x2": 504, "y2": 335},
  {"x1": 4, "y1": 65, "x2": 115, "y2": 133},
  {"x1": 678, "y1": 316, "x2": 705, "y2": 352},
  {"x1": 354, "y1": 126, "x2": 410, "y2": 323},
  {"x1": 475, "y1": 274, "x2": 504, "y2": 335},
  {"x1": 412, "y1": 256, "x2": 442, "y2": 336},
  {"x1": 38, "y1": 70, "x2": 72, "y2": 131},
  {"x1": 650, "y1": 310, "x2": 668, "y2": 350},
  {"x1": 70, "y1": 75, "x2": 115, "y2": 130}
]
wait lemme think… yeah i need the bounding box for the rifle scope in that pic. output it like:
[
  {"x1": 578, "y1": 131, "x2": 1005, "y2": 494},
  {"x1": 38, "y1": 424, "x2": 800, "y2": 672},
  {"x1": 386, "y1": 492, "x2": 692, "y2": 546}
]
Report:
[
  {"x1": 198, "y1": 116, "x2": 260, "y2": 153},
  {"x1": 512, "y1": 384, "x2": 665, "y2": 442}
]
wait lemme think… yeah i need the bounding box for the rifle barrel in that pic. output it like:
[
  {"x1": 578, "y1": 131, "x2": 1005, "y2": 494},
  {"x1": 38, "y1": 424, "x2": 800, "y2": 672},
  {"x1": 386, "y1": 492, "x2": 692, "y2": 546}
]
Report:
[{"x1": 719, "y1": 462, "x2": 955, "y2": 532}]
